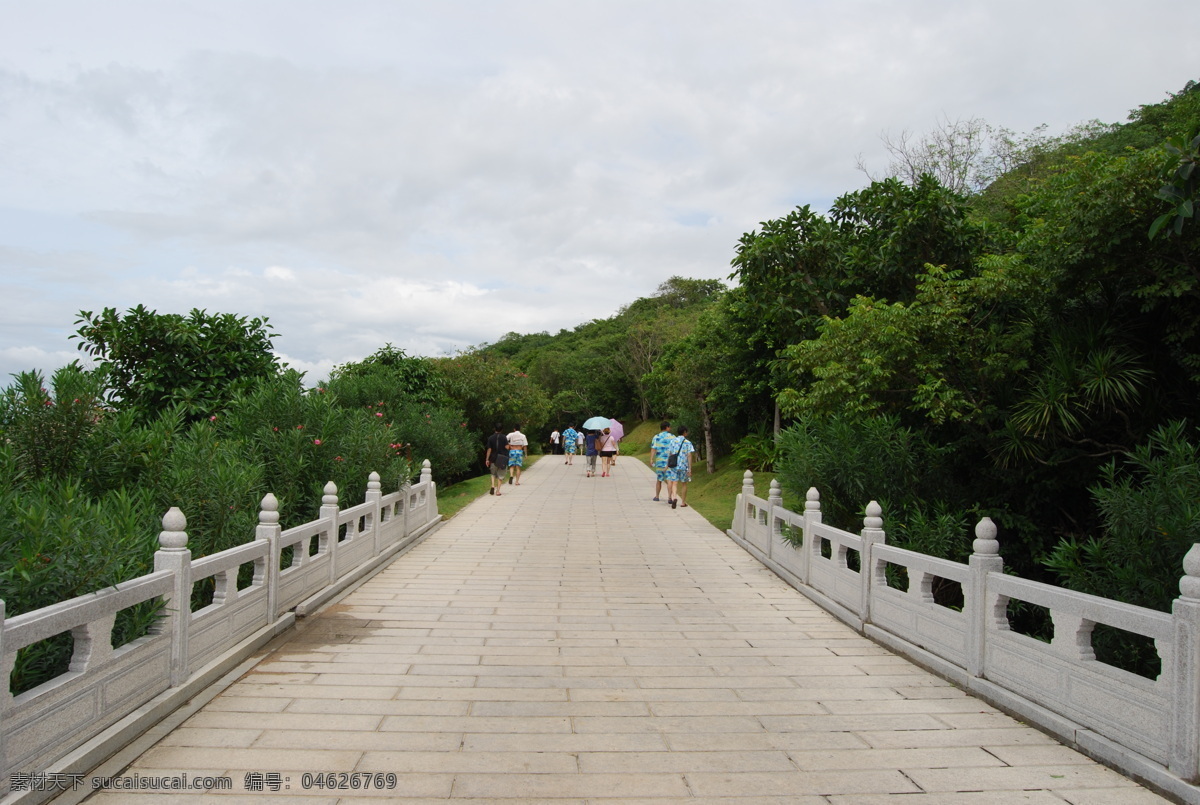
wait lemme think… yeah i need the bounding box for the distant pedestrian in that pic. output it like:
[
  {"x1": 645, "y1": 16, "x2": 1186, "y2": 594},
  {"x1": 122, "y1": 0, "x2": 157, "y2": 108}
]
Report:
[
  {"x1": 575, "y1": 429, "x2": 585, "y2": 456},
  {"x1": 562, "y1": 424, "x2": 578, "y2": 465},
  {"x1": 485, "y1": 423, "x2": 509, "y2": 496},
  {"x1": 507, "y1": 425, "x2": 528, "y2": 485},
  {"x1": 584, "y1": 430, "x2": 599, "y2": 477},
  {"x1": 550, "y1": 428, "x2": 561, "y2": 455},
  {"x1": 649, "y1": 420, "x2": 673, "y2": 501},
  {"x1": 665, "y1": 425, "x2": 696, "y2": 509}
]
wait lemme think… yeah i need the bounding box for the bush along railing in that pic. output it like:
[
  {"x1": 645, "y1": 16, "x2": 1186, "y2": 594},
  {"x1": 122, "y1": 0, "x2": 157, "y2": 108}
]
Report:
[
  {"x1": 0, "y1": 462, "x2": 440, "y2": 801},
  {"x1": 728, "y1": 470, "x2": 1200, "y2": 804}
]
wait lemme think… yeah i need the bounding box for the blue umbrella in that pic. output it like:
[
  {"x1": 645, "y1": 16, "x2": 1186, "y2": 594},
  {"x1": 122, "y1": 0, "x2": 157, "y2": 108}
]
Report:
[{"x1": 582, "y1": 416, "x2": 610, "y2": 431}]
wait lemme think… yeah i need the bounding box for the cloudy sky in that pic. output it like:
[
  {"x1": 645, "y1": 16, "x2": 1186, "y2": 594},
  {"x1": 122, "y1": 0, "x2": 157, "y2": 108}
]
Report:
[{"x1": 2, "y1": 1, "x2": 1197, "y2": 383}]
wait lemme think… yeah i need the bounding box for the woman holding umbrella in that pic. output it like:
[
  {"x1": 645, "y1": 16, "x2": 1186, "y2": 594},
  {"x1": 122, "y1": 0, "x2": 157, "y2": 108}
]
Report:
[
  {"x1": 597, "y1": 427, "x2": 618, "y2": 477},
  {"x1": 582, "y1": 416, "x2": 618, "y2": 477}
]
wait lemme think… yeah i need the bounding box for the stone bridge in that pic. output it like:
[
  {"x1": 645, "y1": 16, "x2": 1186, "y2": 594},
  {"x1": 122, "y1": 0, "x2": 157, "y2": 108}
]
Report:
[{"x1": 65, "y1": 457, "x2": 1168, "y2": 803}]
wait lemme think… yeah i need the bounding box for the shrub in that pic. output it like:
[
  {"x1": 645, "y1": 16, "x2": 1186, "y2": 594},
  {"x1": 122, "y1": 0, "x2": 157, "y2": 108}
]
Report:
[
  {"x1": 776, "y1": 412, "x2": 939, "y2": 528},
  {"x1": 221, "y1": 372, "x2": 412, "y2": 525},
  {"x1": 324, "y1": 370, "x2": 476, "y2": 485},
  {"x1": 0, "y1": 365, "x2": 108, "y2": 482},
  {"x1": 1044, "y1": 421, "x2": 1200, "y2": 613},
  {"x1": 729, "y1": 425, "x2": 779, "y2": 472},
  {"x1": 0, "y1": 445, "x2": 158, "y2": 692}
]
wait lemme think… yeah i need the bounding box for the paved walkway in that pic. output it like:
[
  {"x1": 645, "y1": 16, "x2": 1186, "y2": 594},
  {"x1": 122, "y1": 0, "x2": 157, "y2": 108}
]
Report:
[{"x1": 82, "y1": 455, "x2": 1170, "y2": 803}]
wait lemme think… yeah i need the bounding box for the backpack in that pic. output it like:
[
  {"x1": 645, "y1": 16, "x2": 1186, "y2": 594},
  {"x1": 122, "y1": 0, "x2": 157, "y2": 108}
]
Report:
[{"x1": 489, "y1": 434, "x2": 509, "y2": 468}]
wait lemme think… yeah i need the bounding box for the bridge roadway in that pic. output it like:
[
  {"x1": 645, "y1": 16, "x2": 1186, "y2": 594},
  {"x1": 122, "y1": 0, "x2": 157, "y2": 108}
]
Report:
[{"x1": 81, "y1": 456, "x2": 1169, "y2": 803}]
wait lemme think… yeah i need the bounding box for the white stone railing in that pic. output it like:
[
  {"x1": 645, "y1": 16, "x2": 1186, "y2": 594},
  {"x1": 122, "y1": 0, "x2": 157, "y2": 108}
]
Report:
[
  {"x1": 728, "y1": 472, "x2": 1200, "y2": 804},
  {"x1": 0, "y1": 462, "x2": 441, "y2": 801}
]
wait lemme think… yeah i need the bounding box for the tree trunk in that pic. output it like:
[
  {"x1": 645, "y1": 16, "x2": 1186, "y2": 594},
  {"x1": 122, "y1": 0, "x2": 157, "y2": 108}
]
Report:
[{"x1": 701, "y1": 399, "x2": 715, "y2": 474}]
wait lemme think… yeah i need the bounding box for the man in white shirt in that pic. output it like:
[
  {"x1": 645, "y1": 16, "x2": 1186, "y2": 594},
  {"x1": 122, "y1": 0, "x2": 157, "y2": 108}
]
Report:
[{"x1": 506, "y1": 426, "x2": 529, "y2": 485}]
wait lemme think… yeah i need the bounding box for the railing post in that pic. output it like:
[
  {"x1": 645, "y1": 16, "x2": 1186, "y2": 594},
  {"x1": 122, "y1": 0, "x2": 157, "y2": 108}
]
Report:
[
  {"x1": 732, "y1": 470, "x2": 749, "y2": 537},
  {"x1": 321, "y1": 482, "x2": 339, "y2": 586},
  {"x1": 257, "y1": 494, "x2": 281, "y2": 620},
  {"x1": 1170, "y1": 543, "x2": 1200, "y2": 782},
  {"x1": 153, "y1": 507, "x2": 191, "y2": 687},
  {"x1": 420, "y1": 459, "x2": 436, "y2": 525},
  {"x1": 766, "y1": 479, "x2": 782, "y2": 559},
  {"x1": 400, "y1": 473, "x2": 412, "y2": 539},
  {"x1": 732, "y1": 470, "x2": 753, "y2": 538},
  {"x1": 1, "y1": 597, "x2": 7, "y2": 788},
  {"x1": 365, "y1": 471, "x2": 383, "y2": 556},
  {"x1": 967, "y1": 517, "x2": 1002, "y2": 678},
  {"x1": 860, "y1": 501, "x2": 885, "y2": 623},
  {"x1": 802, "y1": 488, "x2": 821, "y2": 585}
]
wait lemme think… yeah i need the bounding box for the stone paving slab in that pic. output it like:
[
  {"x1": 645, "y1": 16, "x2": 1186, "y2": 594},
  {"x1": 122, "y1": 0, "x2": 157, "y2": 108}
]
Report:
[{"x1": 80, "y1": 455, "x2": 1171, "y2": 803}]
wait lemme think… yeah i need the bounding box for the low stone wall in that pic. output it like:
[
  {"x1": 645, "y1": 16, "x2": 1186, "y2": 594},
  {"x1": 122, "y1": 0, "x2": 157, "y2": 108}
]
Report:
[
  {"x1": 727, "y1": 471, "x2": 1200, "y2": 805},
  {"x1": 0, "y1": 463, "x2": 442, "y2": 803}
]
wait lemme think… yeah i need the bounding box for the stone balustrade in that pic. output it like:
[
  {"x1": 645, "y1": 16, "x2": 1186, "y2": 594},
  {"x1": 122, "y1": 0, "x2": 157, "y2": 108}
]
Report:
[
  {"x1": 0, "y1": 463, "x2": 440, "y2": 802},
  {"x1": 727, "y1": 472, "x2": 1200, "y2": 804}
]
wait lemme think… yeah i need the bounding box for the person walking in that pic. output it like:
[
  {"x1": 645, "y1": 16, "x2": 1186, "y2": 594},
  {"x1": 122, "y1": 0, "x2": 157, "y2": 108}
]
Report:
[
  {"x1": 665, "y1": 425, "x2": 696, "y2": 509},
  {"x1": 550, "y1": 428, "x2": 561, "y2": 455},
  {"x1": 584, "y1": 429, "x2": 599, "y2": 477},
  {"x1": 649, "y1": 420, "x2": 673, "y2": 501},
  {"x1": 575, "y1": 429, "x2": 585, "y2": 459},
  {"x1": 597, "y1": 427, "x2": 617, "y2": 477},
  {"x1": 561, "y1": 424, "x2": 578, "y2": 465},
  {"x1": 507, "y1": 425, "x2": 528, "y2": 485},
  {"x1": 484, "y1": 423, "x2": 509, "y2": 496}
]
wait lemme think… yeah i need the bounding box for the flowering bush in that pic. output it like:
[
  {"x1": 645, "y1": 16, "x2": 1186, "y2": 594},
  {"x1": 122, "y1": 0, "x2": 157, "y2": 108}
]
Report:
[
  {"x1": 323, "y1": 368, "x2": 475, "y2": 484},
  {"x1": 0, "y1": 365, "x2": 108, "y2": 481}
]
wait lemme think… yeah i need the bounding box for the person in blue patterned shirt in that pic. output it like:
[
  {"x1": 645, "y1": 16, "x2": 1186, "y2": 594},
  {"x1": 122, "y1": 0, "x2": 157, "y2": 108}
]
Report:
[
  {"x1": 649, "y1": 421, "x2": 673, "y2": 501},
  {"x1": 561, "y1": 425, "x2": 578, "y2": 465},
  {"x1": 665, "y1": 426, "x2": 696, "y2": 509}
]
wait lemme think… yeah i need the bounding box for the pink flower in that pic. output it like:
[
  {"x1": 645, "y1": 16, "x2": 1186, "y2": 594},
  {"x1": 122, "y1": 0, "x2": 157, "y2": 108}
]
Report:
[
  {"x1": 335, "y1": 456, "x2": 344, "y2": 462},
  {"x1": 297, "y1": 425, "x2": 304, "y2": 429},
  {"x1": 313, "y1": 439, "x2": 322, "y2": 446},
  {"x1": 273, "y1": 427, "x2": 279, "y2": 432},
  {"x1": 209, "y1": 415, "x2": 217, "y2": 421},
  {"x1": 375, "y1": 412, "x2": 383, "y2": 417}
]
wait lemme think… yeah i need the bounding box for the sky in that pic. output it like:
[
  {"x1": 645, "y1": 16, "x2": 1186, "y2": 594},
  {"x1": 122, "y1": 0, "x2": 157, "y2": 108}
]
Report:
[{"x1": 1, "y1": 1, "x2": 1197, "y2": 384}]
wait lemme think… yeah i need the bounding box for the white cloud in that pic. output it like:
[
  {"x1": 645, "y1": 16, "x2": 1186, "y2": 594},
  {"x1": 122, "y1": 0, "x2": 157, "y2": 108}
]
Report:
[{"x1": 1, "y1": 0, "x2": 1198, "y2": 383}]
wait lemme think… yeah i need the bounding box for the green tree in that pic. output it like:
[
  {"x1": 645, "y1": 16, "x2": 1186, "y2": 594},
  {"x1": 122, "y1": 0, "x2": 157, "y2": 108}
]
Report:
[
  {"x1": 433, "y1": 350, "x2": 552, "y2": 446},
  {"x1": 614, "y1": 277, "x2": 723, "y2": 421},
  {"x1": 645, "y1": 306, "x2": 734, "y2": 472},
  {"x1": 779, "y1": 260, "x2": 1038, "y2": 429},
  {"x1": 328, "y1": 344, "x2": 447, "y2": 405},
  {"x1": 72, "y1": 306, "x2": 281, "y2": 422}
]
